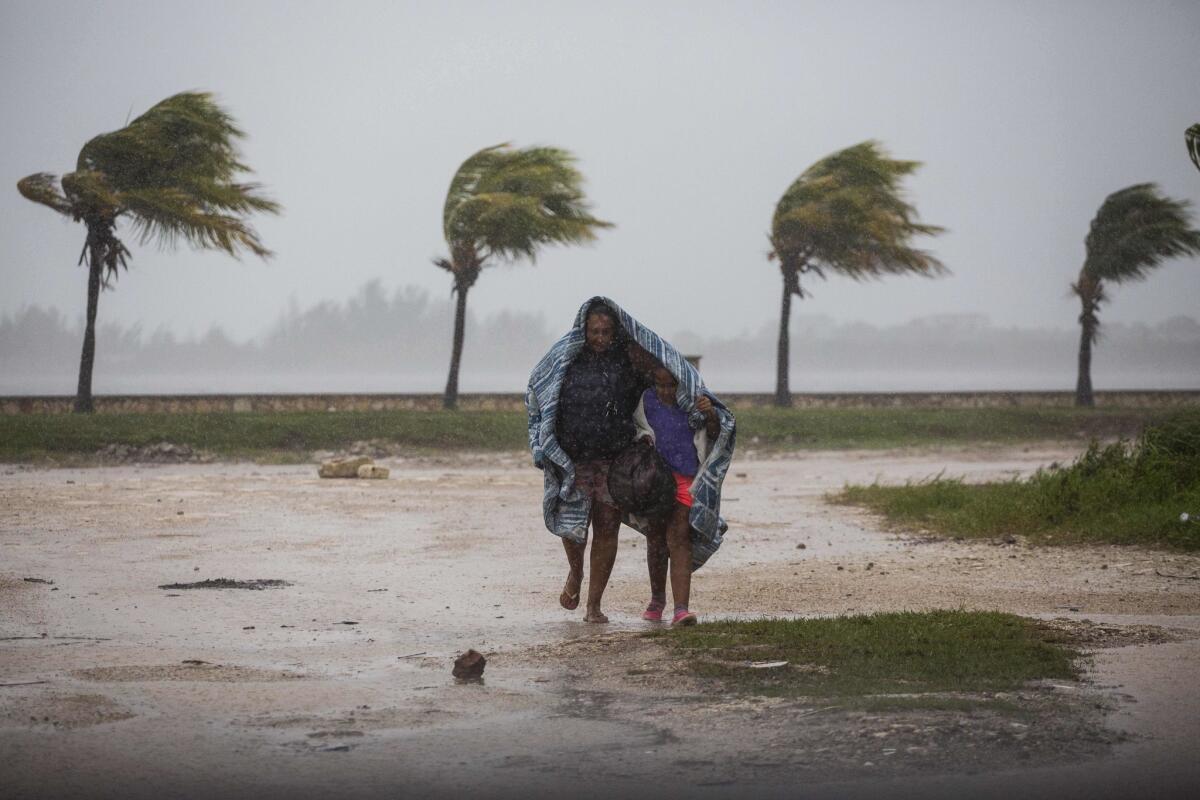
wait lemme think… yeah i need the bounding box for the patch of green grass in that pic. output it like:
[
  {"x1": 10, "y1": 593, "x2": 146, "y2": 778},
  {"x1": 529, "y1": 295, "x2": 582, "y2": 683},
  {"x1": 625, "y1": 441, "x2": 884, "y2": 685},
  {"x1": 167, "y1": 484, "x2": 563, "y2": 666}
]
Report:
[
  {"x1": 653, "y1": 610, "x2": 1079, "y2": 698},
  {"x1": 833, "y1": 412, "x2": 1200, "y2": 550},
  {"x1": 0, "y1": 406, "x2": 1173, "y2": 461},
  {"x1": 0, "y1": 410, "x2": 528, "y2": 460},
  {"x1": 736, "y1": 406, "x2": 1162, "y2": 450}
]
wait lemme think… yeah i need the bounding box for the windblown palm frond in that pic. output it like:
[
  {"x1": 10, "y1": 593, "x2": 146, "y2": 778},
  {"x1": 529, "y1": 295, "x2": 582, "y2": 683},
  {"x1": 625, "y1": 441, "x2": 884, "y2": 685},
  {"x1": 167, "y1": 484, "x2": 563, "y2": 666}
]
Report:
[
  {"x1": 442, "y1": 144, "x2": 508, "y2": 239},
  {"x1": 1083, "y1": 183, "x2": 1200, "y2": 284},
  {"x1": 770, "y1": 140, "x2": 945, "y2": 281},
  {"x1": 1187, "y1": 124, "x2": 1200, "y2": 173},
  {"x1": 120, "y1": 186, "x2": 273, "y2": 257},
  {"x1": 442, "y1": 143, "x2": 611, "y2": 272},
  {"x1": 77, "y1": 92, "x2": 247, "y2": 186},
  {"x1": 18, "y1": 91, "x2": 279, "y2": 272},
  {"x1": 16, "y1": 173, "x2": 72, "y2": 214}
]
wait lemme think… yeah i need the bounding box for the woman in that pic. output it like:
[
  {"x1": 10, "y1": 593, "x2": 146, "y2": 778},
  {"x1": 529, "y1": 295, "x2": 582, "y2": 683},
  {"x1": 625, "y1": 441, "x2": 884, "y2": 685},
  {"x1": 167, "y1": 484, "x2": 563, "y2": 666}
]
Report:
[{"x1": 552, "y1": 301, "x2": 646, "y2": 622}]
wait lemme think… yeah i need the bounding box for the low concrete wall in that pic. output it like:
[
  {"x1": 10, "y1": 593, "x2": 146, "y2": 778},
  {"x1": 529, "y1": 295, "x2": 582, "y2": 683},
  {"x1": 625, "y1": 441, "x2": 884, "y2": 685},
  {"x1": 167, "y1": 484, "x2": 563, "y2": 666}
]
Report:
[{"x1": 3, "y1": 390, "x2": 1198, "y2": 415}]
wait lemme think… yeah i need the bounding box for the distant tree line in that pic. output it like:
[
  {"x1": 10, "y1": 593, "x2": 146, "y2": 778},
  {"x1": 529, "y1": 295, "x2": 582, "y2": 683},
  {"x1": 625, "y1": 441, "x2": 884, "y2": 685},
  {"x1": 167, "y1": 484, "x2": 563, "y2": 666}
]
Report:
[{"x1": 3, "y1": 283, "x2": 1196, "y2": 394}]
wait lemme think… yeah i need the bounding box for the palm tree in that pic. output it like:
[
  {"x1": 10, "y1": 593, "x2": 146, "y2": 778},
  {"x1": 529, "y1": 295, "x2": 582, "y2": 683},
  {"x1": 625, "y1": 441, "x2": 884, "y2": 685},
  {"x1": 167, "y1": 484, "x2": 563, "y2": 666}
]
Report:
[
  {"x1": 17, "y1": 92, "x2": 278, "y2": 413},
  {"x1": 768, "y1": 141, "x2": 945, "y2": 406},
  {"x1": 435, "y1": 143, "x2": 612, "y2": 409},
  {"x1": 1072, "y1": 184, "x2": 1200, "y2": 407}
]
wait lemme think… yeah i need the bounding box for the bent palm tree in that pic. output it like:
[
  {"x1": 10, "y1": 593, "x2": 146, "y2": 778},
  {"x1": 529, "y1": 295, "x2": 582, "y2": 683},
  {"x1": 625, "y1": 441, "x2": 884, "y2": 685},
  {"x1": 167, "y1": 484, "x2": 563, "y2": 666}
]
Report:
[
  {"x1": 769, "y1": 141, "x2": 945, "y2": 406},
  {"x1": 436, "y1": 144, "x2": 611, "y2": 409},
  {"x1": 17, "y1": 91, "x2": 278, "y2": 412},
  {"x1": 1073, "y1": 184, "x2": 1200, "y2": 407}
]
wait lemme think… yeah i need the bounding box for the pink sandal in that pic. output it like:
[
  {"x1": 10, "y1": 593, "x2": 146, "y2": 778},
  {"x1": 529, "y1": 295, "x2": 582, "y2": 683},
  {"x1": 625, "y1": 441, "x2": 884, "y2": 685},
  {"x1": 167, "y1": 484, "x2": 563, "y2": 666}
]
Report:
[
  {"x1": 672, "y1": 609, "x2": 697, "y2": 626},
  {"x1": 642, "y1": 601, "x2": 665, "y2": 622}
]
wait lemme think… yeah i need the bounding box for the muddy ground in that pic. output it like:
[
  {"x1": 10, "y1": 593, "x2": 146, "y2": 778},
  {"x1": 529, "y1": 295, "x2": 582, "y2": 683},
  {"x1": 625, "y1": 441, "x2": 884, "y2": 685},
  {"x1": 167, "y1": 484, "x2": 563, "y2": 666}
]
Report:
[{"x1": 2, "y1": 446, "x2": 1198, "y2": 799}]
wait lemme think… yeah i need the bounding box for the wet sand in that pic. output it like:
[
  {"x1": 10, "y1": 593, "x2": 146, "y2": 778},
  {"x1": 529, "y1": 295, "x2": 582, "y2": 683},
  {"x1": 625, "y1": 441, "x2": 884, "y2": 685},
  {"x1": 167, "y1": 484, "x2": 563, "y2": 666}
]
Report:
[{"x1": 1, "y1": 448, "x2": 1197, "y2": 799}]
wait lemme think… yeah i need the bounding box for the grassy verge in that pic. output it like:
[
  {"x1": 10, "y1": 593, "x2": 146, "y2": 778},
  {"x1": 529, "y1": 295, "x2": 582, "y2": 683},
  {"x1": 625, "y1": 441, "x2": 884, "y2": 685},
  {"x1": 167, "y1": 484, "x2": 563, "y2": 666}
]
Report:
[
  {"x1": 0, "y1": 410, "x2": 528, "y2": 461},
  {"x1": 654, "y1": 610, "x2": 1079, "y2": 701},
  {"x1": 738, "y1": 406, "x2": 1163, "y2": 450},
  {"x1": 0, "y1": 406, "x2": 1174, "y2": 461},
  {"x1": 832, "y1": 412, "x2": 1200, "y2": 550}
]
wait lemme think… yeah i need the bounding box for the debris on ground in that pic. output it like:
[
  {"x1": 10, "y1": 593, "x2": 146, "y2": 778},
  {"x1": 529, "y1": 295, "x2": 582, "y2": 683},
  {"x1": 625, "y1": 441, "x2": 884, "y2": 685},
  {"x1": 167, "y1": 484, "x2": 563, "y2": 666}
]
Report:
[
  {"x1": 1155, "y1": 569, "x2": 1199, "y2": 580},
  {"x1": 96, "y1": 442, "x2": 212, "y2": 464},
  {"x1": 1036, "y1": 618, "x2": 1195, "y2": 648},
  {"x1": 157, "y1": 578, "x2": 292, "y2": 591},
  {"x1": 452, "y1": 649, "x2": 487, "y2": 681},
  {"x1": 307, "y1": 730, "x2": 364, "y2": 739},
  {"x1": 356, "y1": 464, "x2": 390, "y2": 479},
  {"x1": 0, "y1": 636, "x2": 109, "y2": 643},
  {"x1": 318, "y1": 457, "x2": 372, "y2": 478},
  {"x1": 22, "y1": 577, "x2": 54, "y2": 585}
]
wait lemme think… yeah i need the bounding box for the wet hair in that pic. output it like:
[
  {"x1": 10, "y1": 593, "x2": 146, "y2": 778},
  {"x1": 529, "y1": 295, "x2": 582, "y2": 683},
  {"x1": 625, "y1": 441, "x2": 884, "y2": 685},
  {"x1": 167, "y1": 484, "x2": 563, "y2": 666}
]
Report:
[
  {"x1": 585, "y1": 301, "x2": 626, "y2": 344},
  {"x1": 586, "y1": 301, "x2": 620, "y2": 327}
]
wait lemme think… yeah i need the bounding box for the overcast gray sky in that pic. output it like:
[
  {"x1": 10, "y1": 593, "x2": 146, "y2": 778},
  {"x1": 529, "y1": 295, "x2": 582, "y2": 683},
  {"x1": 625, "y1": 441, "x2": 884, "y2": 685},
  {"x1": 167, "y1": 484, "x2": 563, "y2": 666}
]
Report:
[{"x1": 2, "y1": 0, "x2": 1198, "y2": 345}]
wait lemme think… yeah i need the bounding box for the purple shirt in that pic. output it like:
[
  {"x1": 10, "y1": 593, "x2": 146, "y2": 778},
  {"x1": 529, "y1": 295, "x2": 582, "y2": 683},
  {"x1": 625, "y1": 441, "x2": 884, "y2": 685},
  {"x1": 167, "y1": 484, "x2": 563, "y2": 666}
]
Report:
[{"x1": 642, "y1": 388, "x2": 699, "y2": 476}]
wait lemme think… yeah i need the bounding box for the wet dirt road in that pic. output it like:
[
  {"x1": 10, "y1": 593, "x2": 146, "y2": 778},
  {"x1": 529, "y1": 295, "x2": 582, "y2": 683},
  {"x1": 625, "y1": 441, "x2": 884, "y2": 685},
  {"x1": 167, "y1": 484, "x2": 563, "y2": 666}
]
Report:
[{"x1": 2, "y1": 448, "x2": 1198, "y2": 799}]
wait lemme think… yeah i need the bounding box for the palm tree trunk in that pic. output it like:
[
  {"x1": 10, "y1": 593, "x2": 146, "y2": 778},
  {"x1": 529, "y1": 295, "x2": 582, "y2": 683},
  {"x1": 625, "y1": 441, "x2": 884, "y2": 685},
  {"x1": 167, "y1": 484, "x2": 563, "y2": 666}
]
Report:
[
  {"x1": 74, "y1": 240, "x2": 103, "y2": 414},
  {"x1": 1074, "y1": 274, "x2": 1100, "y2": 408},
  {"x1": 774, "y1": 275, "x2": 793, "y2": 408},
  {"x1": 443, "y1": 281, "x2": 469, "y2": 410},
  {"x1": 1075, "y1": 309, "x2": 1096, "y2": 408}
]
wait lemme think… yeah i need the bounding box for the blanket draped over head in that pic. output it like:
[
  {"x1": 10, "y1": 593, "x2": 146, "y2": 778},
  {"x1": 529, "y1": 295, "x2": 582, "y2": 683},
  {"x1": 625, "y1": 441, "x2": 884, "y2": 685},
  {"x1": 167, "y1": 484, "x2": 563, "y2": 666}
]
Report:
[{"x1": 525, "y1": 296, "x2": 737, "y2": 570}]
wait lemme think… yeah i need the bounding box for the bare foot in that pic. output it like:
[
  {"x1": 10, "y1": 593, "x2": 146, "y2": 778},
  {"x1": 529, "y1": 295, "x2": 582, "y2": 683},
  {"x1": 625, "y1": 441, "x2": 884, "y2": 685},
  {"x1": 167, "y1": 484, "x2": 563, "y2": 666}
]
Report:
[
  {"x1": 583, "y1": 608, "x2": 609, "y2": 624},
  {"x1": 559, "y1": 572, "x2": 581, "y2": 610}
]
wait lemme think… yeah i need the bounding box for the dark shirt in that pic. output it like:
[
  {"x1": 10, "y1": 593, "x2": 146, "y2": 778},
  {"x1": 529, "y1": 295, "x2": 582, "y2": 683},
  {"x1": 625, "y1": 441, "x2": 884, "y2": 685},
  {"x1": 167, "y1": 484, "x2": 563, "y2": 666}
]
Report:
[{"x1": 556, "y1": 345, "x2": 641, "y2": 462}]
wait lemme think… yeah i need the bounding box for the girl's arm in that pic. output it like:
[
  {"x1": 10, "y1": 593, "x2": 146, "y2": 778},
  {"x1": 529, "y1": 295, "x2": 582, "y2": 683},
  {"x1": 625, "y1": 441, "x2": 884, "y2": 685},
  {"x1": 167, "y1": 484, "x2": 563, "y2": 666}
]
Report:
[{"x1": 633, "y1": 393, "x2": 655, "y2": 444}]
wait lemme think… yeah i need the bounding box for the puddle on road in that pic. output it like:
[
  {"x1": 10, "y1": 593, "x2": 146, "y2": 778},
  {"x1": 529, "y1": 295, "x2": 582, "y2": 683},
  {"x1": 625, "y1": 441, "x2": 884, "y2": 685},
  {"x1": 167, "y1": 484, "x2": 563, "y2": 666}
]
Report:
[
  {"x1": 156, "y1": 578, "x2": 292, "y2": 590},
  {"x1": 0, "y1": 692, "x2": 136, "y2": 729},
  {"x1": 73, "y1": 664, "x2": 305, "y2": 682}
]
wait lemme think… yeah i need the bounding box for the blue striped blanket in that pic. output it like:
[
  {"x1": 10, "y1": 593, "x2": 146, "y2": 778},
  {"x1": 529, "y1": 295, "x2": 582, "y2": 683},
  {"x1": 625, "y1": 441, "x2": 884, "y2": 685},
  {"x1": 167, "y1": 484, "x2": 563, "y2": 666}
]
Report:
[{"x1": 525, "y1": 296, "x2": 736, "y2": 570}]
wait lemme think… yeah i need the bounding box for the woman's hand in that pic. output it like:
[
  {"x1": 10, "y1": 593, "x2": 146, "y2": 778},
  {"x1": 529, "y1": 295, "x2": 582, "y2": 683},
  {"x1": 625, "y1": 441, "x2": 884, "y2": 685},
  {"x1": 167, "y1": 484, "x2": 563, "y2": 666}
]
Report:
[{"x1": 696, "y1": 394, "x2": 720, "y2": 439}]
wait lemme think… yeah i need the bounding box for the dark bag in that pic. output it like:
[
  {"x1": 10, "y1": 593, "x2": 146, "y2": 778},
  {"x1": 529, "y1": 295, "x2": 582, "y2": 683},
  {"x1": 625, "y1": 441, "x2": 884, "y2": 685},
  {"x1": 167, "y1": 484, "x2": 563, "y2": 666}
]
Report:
[{"x1": 607, "y1": 440, "x2": 676, "y2": 516}]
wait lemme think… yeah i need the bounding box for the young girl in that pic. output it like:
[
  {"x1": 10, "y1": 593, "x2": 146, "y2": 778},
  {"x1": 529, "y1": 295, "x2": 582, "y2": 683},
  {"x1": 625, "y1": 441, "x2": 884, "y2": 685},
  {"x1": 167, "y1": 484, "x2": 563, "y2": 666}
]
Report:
[{"x1": 634, "y1": 366, "x2": 720, "y2": 625}]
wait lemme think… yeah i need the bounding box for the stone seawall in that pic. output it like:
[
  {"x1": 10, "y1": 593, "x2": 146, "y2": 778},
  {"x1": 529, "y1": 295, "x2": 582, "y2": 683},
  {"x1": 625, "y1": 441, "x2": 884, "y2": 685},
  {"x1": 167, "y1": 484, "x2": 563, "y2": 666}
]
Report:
[{"x1": 3, "y1": 390, "x2": 1198, "y2": 415}]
